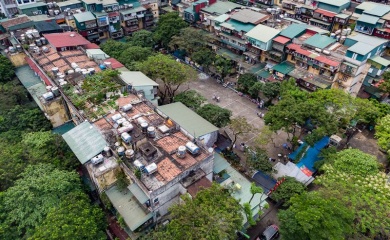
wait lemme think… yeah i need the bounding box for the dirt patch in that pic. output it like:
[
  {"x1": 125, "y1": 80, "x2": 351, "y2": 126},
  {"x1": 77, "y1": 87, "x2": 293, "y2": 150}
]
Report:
[{"x1": 9, "y1": 53, "x2": 27, "y2": 67}]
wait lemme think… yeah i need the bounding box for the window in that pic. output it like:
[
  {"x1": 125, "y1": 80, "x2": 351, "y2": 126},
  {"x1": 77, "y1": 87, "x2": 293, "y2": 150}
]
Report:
[
  {"x1": 352, "y1": 53, "x2": 358, "y2": 60},
  {"x1": 367, "y1": 52, "x2": 371, "y2": 59}
]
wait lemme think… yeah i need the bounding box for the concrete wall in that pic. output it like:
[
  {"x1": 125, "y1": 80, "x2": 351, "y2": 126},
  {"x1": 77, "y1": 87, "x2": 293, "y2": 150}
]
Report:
[{"x1": 40, "y1": 96, "x2": 70, "y2": 127}]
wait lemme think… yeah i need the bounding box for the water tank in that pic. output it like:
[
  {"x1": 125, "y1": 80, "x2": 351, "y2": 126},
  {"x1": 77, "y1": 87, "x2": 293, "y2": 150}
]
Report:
[
  {"x1": 121, "y1": 132, "x2": 132, "y2": 144},
  {"x1": 104, "y1": 146, "x2": 112, "y2": 157},
  {"x1": 134, "y1": 160, "x2": 144, "y2": 169},
  {"x1": 147, "y1": 126, "x2": 156, "y2": 138},
  {"x1": 125, "y1": 149, "x2": 135, "y2": 160},
  {"x1": 59, "y1": 81, "x2": 67, "y2": 87},
  {"x1": 16, "y1": 45, "x2": 22, "y2": 52},
  {"x1": 330, "y1": 33, "x2": 336, "y2": 38},
  {"x1": 75, "y1": 68, "x2": 81, "y2": 73},
  {"x1": 141, "y1": 122, "x2": 148, "y2": 133},
  {"x1": 71, "y1": 62, "x2": 79, "y2": 69},
  {"x1": 322, "y1": 50, "x2": 330, "y2": 55},
  {"x1": 68, "y1": 69, "x2": 74, "y2": 75},
  {"x1": 114, "y1": 142, "x2": 121, "y2": 148},
  {"x1": 341, "y1": 29, "x2": 348, "y2": 36},
  {"x1": 46, "y1": 86, "x2": 52, "y2": 92},
  {"x1": 91, "y1": 154, "x2": 104, "y2": 165},
  {"x1": 40, "y1": 37, "x2": 47, "y2": 45},
  {"x1": 122, "y1": 121, "x2": 131, "y2": 127},
  {"x1": 52, "y1": 67, "x2": 59, "y2": 74},
  {"x1": 29, "y1": 44, "x2": 36, "y2": 51},
  {"x1": 186, "y1": 142, "x2": 200, "y2": 155},
  {"x1": 8, "y1": 46, "x2": 15, "y2": 53},
  {"x1": 116, "y1": 118, "x2": 126, "y2": 125},
  {"x1": 88, "y1": 68, "x2": 95, "y2": 74},
  {"x1": 32, "y1": 29, "x2": 39, "y2": 38},
  {"x1": 27, "y1": 33, "x2": 33, "y2": 39},
  {"x1": 111, "y1": 113, "x2": 122, "y2": 122},
  {"x1": 118, "y1": 125, "x2": 134, "y2": 134},
  {"x1": 137, "y1": 117, "x2": 147, "y2": 125},
  {"x1": 42, "y1": 46, "x2": 50, "y2": 53},
  {"x1": 346, "y1": 28, "x2": 352, "y2": 35},
  {"x1": 51, "y1": 86, "x2": 60, "y2": 97},
  {"x1": 121, "y1": 103, "x2": 133, "y2": 112},
  {"x1": 177, "y1": 146, "x2": 186, "y2": 158},
  {"x1": 99, "y1": 64, "x2": 106, "y2": 70},
  {"x1": 145, "y1": 163, "x2": 157, "y2": 174},
  {"x1": 315, "y1": 48, "x2": 322, "y2": 52},
  {"x1": 35, "y1": 39, "x2": 42, "y2": 47},
  {"x1": 117, "y1": 146, "x2": 125, "y2": 156},
  {"x1": 335, "y1": 29, "x2": 341, "y2": 35},
  {"x1": 42, "y1": 92, "x2": 54, "y2": 101}
]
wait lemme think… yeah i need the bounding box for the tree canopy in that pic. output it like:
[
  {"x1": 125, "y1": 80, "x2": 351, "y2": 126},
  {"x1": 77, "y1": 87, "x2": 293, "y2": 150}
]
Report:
[
  {"x1": 271, "y1": 176, "x2": 305, "y2": 205},
  {"x1": 196, "y1": 103, "x2": 232, "y2": 128},
  {"x1": 169, "y1": 27, "x2": 209, "y2": 57},
  {"x1": 375, "y1": 114, "x2": 390, "y2": 153},
  {"x1": 153, "y1": 12, "x2": 188, "y2": 48},
  {"x1": 150, "y1": 184, "x2": 243, "y2": 240},
  {"x1": 0, "y1": 55, "x2": 15, "y2": 83},
  {"x1": 137, "y1": 54, "x2": 196, "y2": 103},
  {"x1": 245, "y1": 147, "x2": 273, "y2": 173},
  {"x1": 237, "y1": 73, "x2": 257, "y2": 94},
  {"x1": 126, "y1": 30, "x2": 155, "y2": 48},
  {"x1": 228, "y1": 116, "x2": 253, "y2": 149},
  {"x1": 213, "y1": 55, "x2": 233, "y2": 80},
  {"x1": 174, "y1": 90, "x2": 206, "y2": 111},
  {"x1": 117, "y1": 46, "x2": 153, "y2": 70}
]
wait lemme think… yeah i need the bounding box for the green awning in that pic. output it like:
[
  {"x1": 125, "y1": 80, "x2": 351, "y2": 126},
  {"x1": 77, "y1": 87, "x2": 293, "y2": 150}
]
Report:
[
  {"x1": 256, "y1": 69, "x2": 271, "y2": 79},
  {"x1": 62, "y1": 121, "x2": 107, "y2": 164},
  {"x1": 216, "y1": 48, "x2": 243, "y2": 62},
  {"x1": 128, "y1": 183, "x2": 149, "y2": 204},
  {"x1": 213, "y1": 153, "x2": 230, "y2": 174},
  {"x1": 272, "y1": 61, "x2": 295, "y2": 75}
]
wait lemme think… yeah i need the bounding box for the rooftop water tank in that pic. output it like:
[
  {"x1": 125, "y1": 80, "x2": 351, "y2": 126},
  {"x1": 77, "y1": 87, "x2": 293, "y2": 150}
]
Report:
[
  {"x1": 137, "y1": 117, "x2": 147, "y2": 125},
  {"x1": 118, "y1": 125, "x2": 134, "y2": 134},
  {"x1": 134, "y1": 160, "x2": 144, "y2": 169},
  {"x1": 42, "y1": 46, "x2": 50, "y2": 53},
  {"x1": 40, "y1": 37, "x2": 47, "y2": 45},
  {"x1": 177, "y1": 146, "x2": 186, "y2": 158},
  {"x1": 46, "y1": 86, "x2": 52, "y2": 92},
  {"x1": 68, "y1": 69, "x2": 74, "y2": 75},
  {"x1": 111, "y1": 113, "x2": 122, "y2": 122},
  {"x1": 141, "y1": 122, "x2": 148, "y2": 133},
  {"x1": 91, "y1": 154, "x2": 104, "y2": 165},
  {"x1": 121, "y1": 103, "x2": 133, "y2": 112},
  {"x1": 104, "y1": 146, "x2": 112, "y2": 157},
  {"x1": 59, "y1": 81, "x2": 67, "y2": 87},
  {"x1": 32, "y1": 29, "x2": 39, "y2": 38},
  {"x1": 145, "y1": 163, "x2": 157, "y2": 175},
  {"x1": 185, "y1": 142, "x2": 200, "y2": 155},
  {"x1": 125, "y1": 149, "x2": 135, "y2": 159},
  {"x1": 35, "y1": 39, "x2": 42, "y2": 47},
  {"x1": 29, "y1": 44, "x2": 36, "y2": 51},
  {"x1": 42, "y1": 92, "x2": 54, "y2": 101},
  {"x1": 8, "y1": 46, "x2": 15, "y2": 53},
  {"x1": 117, "y1": 146, "x2": 125, "y2": 156},
  {"x1": 16, "y1": 45, "x2": 22, "y2": 52},
  {"x1": 51, "y1": 86, "x2": 60, "y2": 97},
  {"x1": 147, "y1": 126, "x2": 156, "y2": 138},
  {"x1": 52, "y1": 67, "x2": 59, "y2": 74},
  {"x1": 71, "y1": 62, "x2": 78, "y2": 69},
  {"x1": 121, "y1": 132, "x2": 132, "y2": 144}
]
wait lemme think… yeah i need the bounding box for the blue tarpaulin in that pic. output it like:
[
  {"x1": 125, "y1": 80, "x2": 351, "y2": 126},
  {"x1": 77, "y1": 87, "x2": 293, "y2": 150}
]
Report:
[{"x1": 295, "y1": 137, "x2": 329, "y2": 174}]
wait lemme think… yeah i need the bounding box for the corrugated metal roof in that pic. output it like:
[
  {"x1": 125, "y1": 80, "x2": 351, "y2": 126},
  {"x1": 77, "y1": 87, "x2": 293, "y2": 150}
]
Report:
[
  {"x1": 317, "y1": 0, "x2": 349, "y2": 7},
  {"x1": 62, "y1": 121, "x2": 107, "y2": 164},
  {"x1": 280, "y1": 23, "x2": 307, "y2": 39},
  {"x1": 347, "y1": 32, "x2": 388, "y2": 47},
  {"x1": 357, "y1": 14, "x2": 379, "y2": 25},
  {"x1": 128, "y1": 183, "x2": 149, "y2": 203},
  {"x1": 157, "y1": 102, "x2": 219, "y2": 138},
  {"x1": 213, "y1": 153, "x2": 230, "y2": 174},
  {"x1": 245, "y1": 24, "x2": 280, "y2": 43},
  {"x1": 230, "y1": 9, "x2": 269, "y2": 24},
  {"x1": 105, "y1": 186, "x2": 153, "y2": 231},
  {"x1": 222, "y1": 19, "x2": 255, "y2": 33},
  {"x1": 303, "y1": 34, "x2": 336, "y2": 49},
  {"x1": 272, "y1": 61, "x2": 295, "y2": 75},
  {"x1": 119, "y1": 71, "x2": 158, "y2": 87},
  {"x1": 369, "y1": 55, "x2": 390, "y2": 66},
  {"x1": 214, "y1": 14, "x2": 229, "y2": 23},
  {"x1": 73, "y1": 11, "x2": 96, "y2": 22},
  {"x1": 201, "y1": 1, "x2": 241, "y2": 15},
  {"x1": 120, "y1": 6, "x2": 146, "y2": 15},
  {"x1": 348, "y1": 42, "x2": 375, "y2": 55},
  {"x1": 18, "y1": 1, "x2": 46, "y2": 9},
  {"x1": 356, "y1": 2, "x2": 390, "y2": 17}
]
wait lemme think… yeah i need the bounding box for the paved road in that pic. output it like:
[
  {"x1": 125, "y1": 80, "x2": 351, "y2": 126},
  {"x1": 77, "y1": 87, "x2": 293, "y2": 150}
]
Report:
[{"x1": 181, "y1": 75, "x2": 290, "y2": 159}]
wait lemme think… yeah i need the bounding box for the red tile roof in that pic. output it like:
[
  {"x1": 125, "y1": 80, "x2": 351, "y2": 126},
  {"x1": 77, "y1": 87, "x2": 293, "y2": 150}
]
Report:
[
  {"x1": 186, "y1": 177, "x2": 212, "y2": 198},
  {"x1": 273, "y1": 36, "x2": 290, "y2": 45},
  {"x1": 25, "y1": 57, "x2": 52, "y2": 86},
  {"x1": 43, "y1": 32, "x2": 91, "y2": 48},
  {"x1": 314, "y1": 8, "x2": 336, "y2": 18},
  {"x1": 104, "y1": 57, "x2": 124, "y2": 69},
  {"x1": 84, "y1": 43, "x2": 100, "y2": 49},
  {"x1": 315, "y1": 56, "x2": 340, "y2": 67},
  {"x1": 1, "y1": 16, "x2": 31, "y2": 30},
  {"x1": 287, "y1": 44, "x2": 340, "y2": 67},
  {"x1": 286, "y1": 43, "x2": 301, "y2": 50}
]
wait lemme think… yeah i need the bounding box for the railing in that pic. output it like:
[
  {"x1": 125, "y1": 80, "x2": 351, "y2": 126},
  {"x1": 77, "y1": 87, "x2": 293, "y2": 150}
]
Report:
[{"x1": 220, "y1": 39, "x2": 246, "y2": 51}]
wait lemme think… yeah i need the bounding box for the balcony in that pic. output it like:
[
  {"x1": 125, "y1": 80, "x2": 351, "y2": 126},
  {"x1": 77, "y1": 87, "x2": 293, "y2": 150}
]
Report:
[
  {"x1": 282, "y1": 3, "x2": 296, "y2": 10},
  {"x1": 339, "y1": 62, "x2": 358, "y2": 76},
  {"x1": 266, "y1": 51, "x2": 282, "y2": 62},
  {"x1": 126, "y1": 20, "x2": 138, "y2": 26},
  {"x1": 221, "y1": 39, "x2": 246, "y2": 51},
  {"x1": 85, "y1": 23, "x2": 97, "y2": 29},
  {"x1": 355, "y1": 25, "x2": 374, "y2": 35}
]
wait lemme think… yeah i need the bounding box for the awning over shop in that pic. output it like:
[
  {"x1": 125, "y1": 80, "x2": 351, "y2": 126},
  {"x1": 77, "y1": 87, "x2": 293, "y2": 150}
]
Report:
[{"x1": 272, "y1": 61, "x2": 295, "y2": 75}]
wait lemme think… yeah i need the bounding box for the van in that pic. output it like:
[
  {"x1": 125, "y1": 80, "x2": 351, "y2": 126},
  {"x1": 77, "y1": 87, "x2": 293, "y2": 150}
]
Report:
[{"x1": 257, "y1": 225, "x2": 279, "y2": 240}]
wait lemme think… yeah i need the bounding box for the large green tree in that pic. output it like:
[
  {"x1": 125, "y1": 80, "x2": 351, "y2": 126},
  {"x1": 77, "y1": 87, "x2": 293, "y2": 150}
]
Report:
[
  {"x1": 228, "y1": 116, "x2": 253, "y2": 149},
  {"x1": 126, "y1": 30, "x2": 155, "y2": 48},
  {"x1": 117, "y1": 46, "x2": 153, "y2": 70},
  {"x1": 169, "y1": 27, "x2": 209, "y2": 57},
  {"x1": 100, "y1": 39, "x2": 127, "y2": 59},
  {"x1": 0, "y1": 164, "x2": 82, "y2": 239},
  {"x1": 196, "y1": 103, "x2": 232, "y2": 128},
  {"x1": 137, "y1": 54, "x2": 196, "y2": 103},
  {"x1": 245, "y1": 147, "x2": 273, "y2": 173},
  {"x1": 213, "y1": 55, "x2": 233, "y2": 80},
  {"x1": 0, "y1": 55, "x2": 15, "y2": 83},
  {"x1": 153, "y1": 12, "x2": 188, "y2": 48},
  {"x1": 191, "y1": 48, "x2": 215, "y2": 70},
  {"x1": 237, "y1": 73, "x2": 257, "y2": 94},
  {"x1": 30, "y1": 192, "x2": 106, "y2": 240},
  {"x1": 278, "y1": 191, "x2": 354, "y2": 240},
  {"x1": 375, "y1": 114, "x2": 390, "y2": 153},
  {"x1": 271, "y1": 176, "x2": 305, "y2": 205},
  {"x1": 174, "y1": 90, "x2": 206, "y2": 111},
  {"x1": 150, "y1": 184, "x2": 243, "y2": 239}
]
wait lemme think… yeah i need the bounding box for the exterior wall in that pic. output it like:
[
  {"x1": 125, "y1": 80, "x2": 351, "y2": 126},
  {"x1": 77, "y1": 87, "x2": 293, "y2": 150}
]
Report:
[
  {"x1": 247, "y1": 37, "x2": 270, "y2": 51},
  {"x1": 66, "y1": 18, "x2": 76, "y2": 29},
  {"x1": 40, "y1": 97, "x2": 70, "y2": 128},
  {"x1": 198, "y1": 131, "x2": 218, "y2": 148},
  {"x1": 133, "y1": 85, "x2": 158, "y2": 104}
]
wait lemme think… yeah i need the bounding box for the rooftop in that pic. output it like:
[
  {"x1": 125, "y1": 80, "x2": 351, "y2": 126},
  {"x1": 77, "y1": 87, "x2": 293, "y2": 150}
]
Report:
[
  {"x1": 316, "y1": 0, "x2": 350, "y2": 7},
  {"x1": 272, "y1": 61, "x2": 295, "y2": 75},
  {"x1": 57, "y1": 0, "x2": 81, "y2": 7},
  {"x1": 105, "y1": 186, "x2": 153, "y2": 231},
  {"x1": 43, "y1": 32, "x2": 91, "y2": 48},
  {"x1": 303, "y1": 34, "x2": 336, "y2": 49},
  {"x1": 369, "y1": 55, "x2": 390, "y2": 67},
  {"x1": 119, "y1": 70, "x2": 158, "y2": 87},
  {"x1": 245, "y1": 24, "x2": 280, "y2": 42},
  {"x1": 18, "y1": 1, "x2": 46, "y2": 9},
  {"x1": 273, "y1": 36, "x2": 290, "y2": 44},
  {"x1": 355, "y1": 2, "x2": 390, "y2": 17},
  {"x1": 186, "y1": 176, "x2": 212, "y2": 198},
  {"x1": 230, "y1": 9, "x2": 269, "y2": 25},
  {"x1": 157, "y1": 102, "x2": 219, "y2": 138},
  {"x1": 279, "y1": 23, "x2": 307, "y2": 39},
  {"x1": 347, "y1": 42, "x2": 375, "y2": 55},
  {"x1": 220, "y1": 19, "x2": 255, "y2": 33},
  {"x1": 213, "y1": 13, "x2": 230, "y2": 23},
  {"x1": 121, "y1": 6, "x2": 146, "y2": 15},
  {"x1": 314, "y1": 8, "x2": 336, "y2": 17},
  {"x1": 1, "y1": 15, "x2": 32, "y2": 30},
  {"x1": 357, "y1": 14, "x2": 379, "y2": 25},
  {"x1": 62, "y1": 121, "x2": 108, "y2": 164},
  {"x1": 201, "y1": 1, "x2": 241, "y2": 15},
  {"x1": 347, "y1": 32, "x2": 388, "y2": 47},
  {"x1": 34, "y1": 20, "x2": 63, "y2": 33},
  {"x1": 104, "y1": 57, "x2": 124, "y2": 69},
  {"x1": 73, "y1": 11, "x2": 96, "y2": 22}
]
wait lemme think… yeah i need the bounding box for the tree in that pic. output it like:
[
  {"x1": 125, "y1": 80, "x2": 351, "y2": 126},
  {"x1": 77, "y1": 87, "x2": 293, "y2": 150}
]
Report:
[
  {"x1": 174, "y1": 90, "x2": 206, "y2": 111},
  {"x1": 0, "y1": 55, "x2": 15, "y2": 83},
  {"x1": 169, "y1": 27, "x2": 209, "y2": 57},
  {"x1": 237, "y1": 73, "x2": 257, "y2": 94},
  {"x1": 379, "y1": 71, "x2": 390, "y2": 93},
  {"x1": 137, "y1": 54, "x2": 196, "y2": 103},
  {"x1": 375, "y1": 114, "x2": 390, "y2": 153},
  {"x1": 261, "y1": 82, "x2": 281, "y2": 99},
  {"x1": 100, "y1": 39, "x2": 127, "y2": 59},
  {"x1": 248, "y1": 82, "x2": 263, "y2": 98},
  {"x1": 278, "y1": 191, "x2": 354, "y2": 240},
  {"x1": 30, "y1": 191, "x2": 106, "y2": 240},
  {"x1": 153, "y1": 12, "x2": 188, "y2": 48},
  {"x1": 150, "y1": 184, "x2": 243, "y2": 239},
  {"x1": 248, "y1": 182, "x2": 263, "y2": 204},
  {"x1": 196, "y1": 104, "x2": 232, "y2": 128},
  {"x1": 191, "y1": 48, "x2": 215, "y2": 70},
  {"x1": 213, "y1": 55, "x2": 233, "y2": 80},
  {"x1": 0, "y1": 141, "x2": 25, "y2": 191},
  {"x1": 271, "y1": 177, "x2": 305, "y2": 205},
  {"x1": 0, "y1": 164, "x2": 82, "y2": 238},
  {"x1": 228, "y1": 116, "x2": 253, "y2": 149},
  {"x1": 245, "y1": 147, "x2": 273, "y2": 173},
  {"x1": 255, "y1": 125, "x2": 277, "y2": 148},
  {"x1": 126, "y1": 30, "x2": 155, "y2": 48},
  {"x1": 316, "y1": 149, "x2": 390, "y2": 238},
  {"x1": 117, "y1": 46, "x2": 153, "y2": 70},
  {"x1": 0, "y1": 80, "x2": 30, "y2": 112}
]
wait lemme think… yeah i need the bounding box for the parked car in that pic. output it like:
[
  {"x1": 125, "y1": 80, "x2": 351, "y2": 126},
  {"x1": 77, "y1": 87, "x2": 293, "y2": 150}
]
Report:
[{"x1": 256, "y1": 225, "x2": 279, "y2": 240}]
